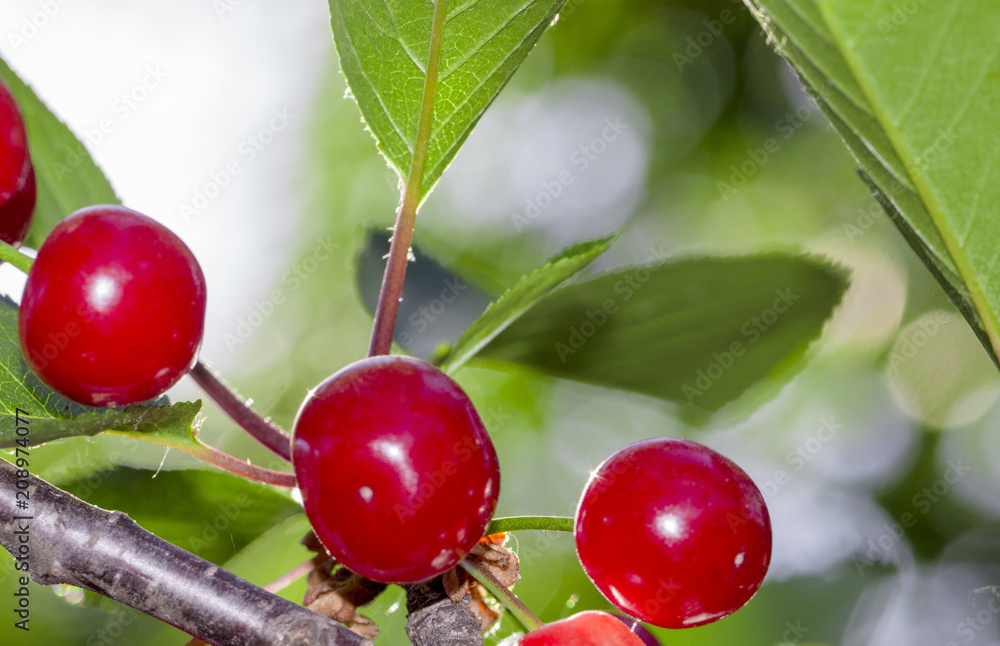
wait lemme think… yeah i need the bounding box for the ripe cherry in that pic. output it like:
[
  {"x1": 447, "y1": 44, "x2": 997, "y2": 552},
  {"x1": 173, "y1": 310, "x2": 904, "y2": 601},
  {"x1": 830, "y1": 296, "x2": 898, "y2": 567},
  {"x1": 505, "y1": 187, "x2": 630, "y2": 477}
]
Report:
[
  {"x1": 18, "y1": 205, "x2": 207, "y2": 407},
  {"x1": 292, "y1": 355, "x2": 500, "y2": 583},
  {"x1": 574, "y1": 438, "x2": 771, "y2": 628},
  {"x1": 518, "y1": 610, "x2": 646, "y2": 646},
  {"x1": 0, "y1": 79, "x2": 36, "y2": 247}
]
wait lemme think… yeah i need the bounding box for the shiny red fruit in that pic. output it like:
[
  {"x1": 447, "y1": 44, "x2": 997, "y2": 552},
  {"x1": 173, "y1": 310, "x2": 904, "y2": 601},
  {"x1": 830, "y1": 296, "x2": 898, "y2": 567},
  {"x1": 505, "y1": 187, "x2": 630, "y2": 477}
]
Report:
[
  {"x1": 292, "y1": 355, "x2": 500, "y2": 583},
  {"x1": 18, "y1": 205, "x2": 206, "y2": 407},
  {"x1": 518, "y1": 611, "x2": 646, "y2": 646},
  {"x1": 575, "y1": 438, "x2": 771, "y2": 628},
  {"x1": 0, "y1": 79, "x2": 35, "y2": 247}
]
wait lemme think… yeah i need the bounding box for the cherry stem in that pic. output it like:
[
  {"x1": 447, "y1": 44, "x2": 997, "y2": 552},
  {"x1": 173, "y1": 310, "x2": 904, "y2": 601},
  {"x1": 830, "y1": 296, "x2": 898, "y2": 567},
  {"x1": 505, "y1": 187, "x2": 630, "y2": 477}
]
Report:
[
  {"x1": 263, "y1": 558, "x2": 316, "y2": 594},
  {"x1": 367, "y1": 0, "x2": 447, "y2": 357},
  {"x1": 0, "y1": 240, "x2": 33, "y2": 274},
  {"x1": 459, "y1": 557, "x2": 544, "y2": 632},
  {"x1": 107, "y1": 428, "x2": 297, "y2": 488},
  {"x1": 487, "y1": 516, "x2": 574, "y2": 534},
  {"x1": 190, "y1": 360, "x2": 293, "y2": 462},
  {"x1": 180, "y1": 442, "x2": 297, "y2": 488}
]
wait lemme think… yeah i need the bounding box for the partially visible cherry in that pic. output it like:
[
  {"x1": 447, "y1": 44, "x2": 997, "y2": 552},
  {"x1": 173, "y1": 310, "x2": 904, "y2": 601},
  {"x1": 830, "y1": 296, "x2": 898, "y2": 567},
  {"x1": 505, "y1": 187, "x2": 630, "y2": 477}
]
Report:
[
  {"x1": 0, "y1": 78, "x2": 35, "y2": 247},
  {"x1": 517, "y1": 610, "x2": 646, "y2": 646},
  {"x1": 575, "y1": 438, "x2": 771, "y2": 628}
]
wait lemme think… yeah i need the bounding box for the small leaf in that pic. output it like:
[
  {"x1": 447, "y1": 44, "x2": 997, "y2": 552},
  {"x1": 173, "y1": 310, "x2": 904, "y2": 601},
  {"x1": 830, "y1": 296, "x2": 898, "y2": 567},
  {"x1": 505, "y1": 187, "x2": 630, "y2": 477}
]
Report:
[
  {"x1": 0, "y1": 56, "x2": 120, "y2": 248},
  {"x1": 476, "y1": 253, "x2": 848, "y2": 411},
  {"x1": 329, "y1": 0, "x2": 566, "y2": 196},
  {"x1": 53, "y1": 467, "x2": 302, "y2": 565},
  {"x1": 440, "y1": 233, "x2": 618, "y2": 374},
  {"x1": 1, "y1": 400, "x2": 202, "y2": 449}
]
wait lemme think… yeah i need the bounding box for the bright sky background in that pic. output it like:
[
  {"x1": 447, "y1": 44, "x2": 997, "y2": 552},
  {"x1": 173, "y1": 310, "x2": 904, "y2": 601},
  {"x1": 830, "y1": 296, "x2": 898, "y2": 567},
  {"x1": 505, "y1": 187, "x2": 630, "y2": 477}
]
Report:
[{"x1": 0, "y1": 1, "x2": 334, "y2": 373}]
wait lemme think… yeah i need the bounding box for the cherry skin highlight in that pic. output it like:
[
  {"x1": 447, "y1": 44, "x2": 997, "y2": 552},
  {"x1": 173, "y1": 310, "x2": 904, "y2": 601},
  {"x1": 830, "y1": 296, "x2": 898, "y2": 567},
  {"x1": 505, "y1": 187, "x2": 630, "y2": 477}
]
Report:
[
  {"x1": 292, "y1": 355, "x2": 500, "y2": 584},
  {"x1": 517, "y1": 611, "x2": 646, "y2": 646},
  {"x1": 0, "y1": 78, "x2": 36, "y2": 247},
  {"x1": 18, "y1": 205, "x2": 207, "y2": 407},
  {"x1": 574, "y1": 438, "x2": 771, "y2": 628}
]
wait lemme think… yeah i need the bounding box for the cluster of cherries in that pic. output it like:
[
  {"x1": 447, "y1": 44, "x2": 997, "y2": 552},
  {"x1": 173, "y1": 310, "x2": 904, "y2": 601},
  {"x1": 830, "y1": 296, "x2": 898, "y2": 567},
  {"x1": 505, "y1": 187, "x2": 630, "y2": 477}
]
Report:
[{"x1": 2, "y1": 78, "x2": 772, "y2": 643}]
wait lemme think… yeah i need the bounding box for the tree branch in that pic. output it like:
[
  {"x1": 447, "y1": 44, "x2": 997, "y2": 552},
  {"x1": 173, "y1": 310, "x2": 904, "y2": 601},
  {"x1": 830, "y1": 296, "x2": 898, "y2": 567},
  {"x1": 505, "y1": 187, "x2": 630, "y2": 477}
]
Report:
[
  {"x1": 0, "y1": 458, "x2": 369, "y2": 646},
  {"x1": 405, "y1": 576, "x2": 484, "y2": 646}
]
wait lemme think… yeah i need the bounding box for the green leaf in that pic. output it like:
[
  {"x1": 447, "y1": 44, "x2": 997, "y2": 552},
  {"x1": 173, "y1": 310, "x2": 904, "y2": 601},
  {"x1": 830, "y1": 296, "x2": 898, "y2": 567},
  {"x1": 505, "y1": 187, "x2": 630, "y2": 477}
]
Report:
[
  {"x1": 53, "y1": 467, "x2": 302, "y2": 565},
  {"x1": 0, "y1": 57, "x2": 120, "y2": 249},
  {"x1": 475, "y1": 254, "x2": 848, "y2": 411},
  {"x1": 329, "y1": 0, "x2": 566, "y2": 196},
  {"x1": 1, "y1": 400, "x2": 202, "y2": 449},
  {"x1": 440, "y1": 233, "x2": 618, "y2": 374},
  {"x1": 0, "y1": 295, "x2": 200, "y2": 448},
  {"x1": 745, "y1": 0, "x2": 1000, "y2": 364}
]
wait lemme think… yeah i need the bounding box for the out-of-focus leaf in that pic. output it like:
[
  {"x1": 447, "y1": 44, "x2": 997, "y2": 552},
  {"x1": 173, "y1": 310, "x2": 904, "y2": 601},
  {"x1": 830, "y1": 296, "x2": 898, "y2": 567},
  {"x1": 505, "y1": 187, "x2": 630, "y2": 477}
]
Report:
[
  {"x1": 54, "y1": 467, "x2": 301, "y2": 565},
  {"x1": 477, "y1": 254, "x2": 848, "y2": 411},
  {"x1": 0, "y1": 57, "x2": 120, "y2": 248},
  {"x1": 329, "y1": 0, "x2": 566, "y2": 196}
]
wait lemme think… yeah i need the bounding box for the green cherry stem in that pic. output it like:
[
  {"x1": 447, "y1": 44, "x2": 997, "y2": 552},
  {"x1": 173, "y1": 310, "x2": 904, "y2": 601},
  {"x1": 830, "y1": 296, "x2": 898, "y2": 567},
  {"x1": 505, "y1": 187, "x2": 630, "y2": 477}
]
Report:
[
  {"x1": 368, "y1": 0, "x2": 447, "y2": 357},
  {"x1": 459, "y1": 557, "x2": 544, "y2": 632},
  {"x1": 0, "y1": 239, "x2": 33, "y2": 274},
  {"x1": 487, "y1": 515, "x2": 574, "y2": 534}
]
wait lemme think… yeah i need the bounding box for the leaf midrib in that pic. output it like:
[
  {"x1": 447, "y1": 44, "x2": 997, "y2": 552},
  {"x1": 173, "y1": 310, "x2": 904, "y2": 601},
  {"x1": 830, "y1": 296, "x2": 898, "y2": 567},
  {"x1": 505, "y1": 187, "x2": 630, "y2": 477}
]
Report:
[{"x1": 813, "y1": 0, "x2": 1000, "y2": 358}]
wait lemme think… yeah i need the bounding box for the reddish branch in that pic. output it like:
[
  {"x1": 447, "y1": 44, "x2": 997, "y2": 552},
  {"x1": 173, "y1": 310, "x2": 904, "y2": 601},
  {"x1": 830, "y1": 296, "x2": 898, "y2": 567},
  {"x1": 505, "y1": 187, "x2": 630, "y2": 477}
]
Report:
[
  {"x1": 190, "y1": 360, "x2": 293, "y2": 462},
  {"x1": 0, "y1": 459, "x2": 367, "y2": 646}
]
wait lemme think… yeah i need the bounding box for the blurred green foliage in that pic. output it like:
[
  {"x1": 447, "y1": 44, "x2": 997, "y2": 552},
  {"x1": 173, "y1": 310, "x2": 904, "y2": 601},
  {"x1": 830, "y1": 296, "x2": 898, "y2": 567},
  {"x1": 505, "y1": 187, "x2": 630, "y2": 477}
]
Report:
[{"x1": 2, "y1": 1, "x2": 999, "y2": 645}]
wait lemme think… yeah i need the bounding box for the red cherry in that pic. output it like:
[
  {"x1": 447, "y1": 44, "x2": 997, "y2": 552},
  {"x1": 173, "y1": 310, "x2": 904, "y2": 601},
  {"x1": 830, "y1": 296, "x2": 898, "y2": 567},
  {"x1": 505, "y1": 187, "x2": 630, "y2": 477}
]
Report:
[
  {"x1": 292, "y1": 355, "x2": 500, "y2": 583},
  {"x1": 18, "y1": 205, "x2": 206, "y2": 406},
  {"x1": 518, "y1": 611, "x2": 646, "y2": 646},
  {"x1": 574, "y1": 438, "x2": 771, "y2": 628},
  {"x1": 0, "y1": 79, "x2": 36, "y2": 247}
]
